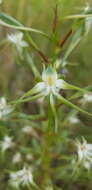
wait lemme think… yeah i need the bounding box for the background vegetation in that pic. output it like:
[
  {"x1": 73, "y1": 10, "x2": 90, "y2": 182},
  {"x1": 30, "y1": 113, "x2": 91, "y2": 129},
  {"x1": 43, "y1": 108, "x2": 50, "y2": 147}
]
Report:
[{"x1": 0, "y1": 0, "x2": 92, "y2": 190}]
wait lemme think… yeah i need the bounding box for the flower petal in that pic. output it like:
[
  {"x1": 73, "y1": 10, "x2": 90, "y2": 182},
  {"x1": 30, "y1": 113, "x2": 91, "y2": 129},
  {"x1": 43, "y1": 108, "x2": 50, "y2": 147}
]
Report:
[
  {"x1": 42, "y1": 67, "x2": 57, "y2": 82},
  {"x1": 35, "y1": 82, "x2": 46, "y2": 93},
  {"x1": 56, "y1": 79, "x2": 67, "y2": 89}
]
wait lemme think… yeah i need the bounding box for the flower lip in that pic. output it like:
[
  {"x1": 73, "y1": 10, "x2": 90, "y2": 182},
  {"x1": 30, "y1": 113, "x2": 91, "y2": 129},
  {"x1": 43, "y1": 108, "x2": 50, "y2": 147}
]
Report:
[
  {"x1": 46, "y1": 75, "x2": 56, "y2": 86},
  {"x1": 42, "y1": 66, "x2": 60, "y2": 91},
  {"x1": 42, "y1": 66, "x2": 57, "y2": 85}
]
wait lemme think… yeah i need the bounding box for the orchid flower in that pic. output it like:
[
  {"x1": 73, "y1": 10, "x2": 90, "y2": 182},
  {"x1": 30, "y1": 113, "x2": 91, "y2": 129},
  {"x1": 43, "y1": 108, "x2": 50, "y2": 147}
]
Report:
[{"x1": 12, "y1": 66, "x2": 92, "y2": 130}]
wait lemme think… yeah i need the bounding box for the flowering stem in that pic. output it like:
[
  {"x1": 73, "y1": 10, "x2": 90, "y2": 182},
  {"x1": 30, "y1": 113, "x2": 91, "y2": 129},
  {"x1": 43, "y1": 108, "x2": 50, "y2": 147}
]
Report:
[
  {"x1": 52, "y1": 4, "x2": 58, "y2": 33},
  {"x1": 58, "y1": 29, "x2": 72, "y2": 48}
]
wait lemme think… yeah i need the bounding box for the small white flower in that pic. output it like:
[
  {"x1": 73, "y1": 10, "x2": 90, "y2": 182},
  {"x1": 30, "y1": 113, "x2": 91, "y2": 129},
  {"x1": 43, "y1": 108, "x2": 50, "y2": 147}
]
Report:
[
  {"x1": 83, "y1": 160, "x2": 92, "y2": 169},
  {"x1": 19, "y1": 65, "x2": 90, "y2": 121},
  {"x1": 7, "y1": 32, "x2": 28, "y2": 53},
  {"x1": 22, "y1": 126, "x2": 39, "y2": 139},
  {"x1": 12, "y1": 152, "x2": 22, "y2": 164},
  {"x1": 83, "y1": 94, "x2": 92, "y2": 102},
  {"x1": 76, "y1": 137, "x2": 92, "y2": 169},
  {"x1": 0, "y1": 136, "x2": 14, "y2": 152},
  {"x1": 25, "y1": 66, "x2": 82, "y2": 101},
  {"x1": 26, "y1": 153, "x2": 33, "y2": 161},
  {"x1": 10, "y1": 166, "x2": 33, "y2": 188},
  {"x1": 80, "y1": 93, "x2": 92, "y2": 105},
  {"x1": 0, "y1": 97, "x2": 13, "y2": 120},
  {"x1": 84, "y1": 3, "x2": 90, "y2": 12},
  {"x1": 68, "y1": 116, "x2": 80, "y2": 124},
  {"x1": 22, "y1": 126, "x2": 33, "y2": 134},
  {"x1": 33, "y1": 66, "x2": 67, "y2": 97}
]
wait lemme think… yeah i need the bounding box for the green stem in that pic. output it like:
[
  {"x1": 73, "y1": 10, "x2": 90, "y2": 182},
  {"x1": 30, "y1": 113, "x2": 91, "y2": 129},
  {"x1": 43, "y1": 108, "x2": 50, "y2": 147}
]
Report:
[
  {"x1": 12, "y1": 113, "x2": 45, "y2": 121},
  {"x1": 50, "y1": 94, "x2": 58, "y2": 132},
  {"x1": 41, "y1": 98, "x2": 53, "y2": 187}
]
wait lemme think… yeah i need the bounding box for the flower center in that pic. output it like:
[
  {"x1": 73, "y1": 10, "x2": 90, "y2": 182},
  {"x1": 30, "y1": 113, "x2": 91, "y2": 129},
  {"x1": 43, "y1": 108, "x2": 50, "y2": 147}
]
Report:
[{"x1": 47, "y1": 76, "x2": 55, "y2": 86}]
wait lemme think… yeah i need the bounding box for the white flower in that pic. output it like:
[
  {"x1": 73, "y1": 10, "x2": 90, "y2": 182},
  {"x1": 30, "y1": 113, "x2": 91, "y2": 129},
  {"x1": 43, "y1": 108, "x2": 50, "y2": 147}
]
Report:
[
  {"x1": 33, "y1": 66, "x2": 67, "y2": 97},
  {"x1": 23, "y1": 66, "x2": 83, "y2": 100},
  {"x1": 76, "y1": 137, "x2": 92, "y2": 169},
  {"x1": 7, "y1": 32, "x2": 28, "y2": 53},
  {"x1": 18, "y1": 65, "x2": 91, "y2": 121},
  {"x1": 0, "y1": 97, "x2": 13, "y2": 120},
  {"x1": 26, "y1": 154, "x2": 33, "y2": 161},
  {"x1": 10, "y1": 166, "x2": 33, "y2": 188},
  {"x1": 84, "y1": 3, "x2": 90, "y2": 12},
  {"x1": 12, "y1": 152, "x2": 22, "y2": 164},
  {"x1": 0, "y1": 136, "x2": 14, "y2": 152},
  {"x1": 22, "y1": 126, "x2": 33, "y2": 134},
  {"x1": 68, "y1": 116, "x2": 80, "y2": 124},
  {"x1": 83, "y1": 94, "x2": 92, "y2": 102},
  {"x1": 22, "y1": 126, "x2": 39, "y2": 139},
  {"x1": 83, "y1": 160, "x2": 92, "y2": 169},
  {"x1": 80, "y1": 93, "x2": 92, "y2": 105}
]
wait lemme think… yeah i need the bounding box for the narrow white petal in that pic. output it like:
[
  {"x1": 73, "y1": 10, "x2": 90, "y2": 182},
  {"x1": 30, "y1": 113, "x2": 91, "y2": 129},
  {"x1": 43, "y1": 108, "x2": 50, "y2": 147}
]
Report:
[
  {"x1": 20, "y1": 41, "x2": 28, "y2": 47},
  {"x1": 86, "y1": 144, "x2": 92, "y2": 150},
  {"x1": 78, "y1": 150, "x2": 84, "y2": 161},
  {"x1": 35, "y1": 82, "x2": 46, "y2": 93},
  {"x1": 56, "y1": 79, "x2": 66, "y2": 89},
  {"x1": 17, "y1": 32, "x2": 23, "y2": 41},
  {"x1": 83, "y1": 161, "x2": 91, "y2": 169}
]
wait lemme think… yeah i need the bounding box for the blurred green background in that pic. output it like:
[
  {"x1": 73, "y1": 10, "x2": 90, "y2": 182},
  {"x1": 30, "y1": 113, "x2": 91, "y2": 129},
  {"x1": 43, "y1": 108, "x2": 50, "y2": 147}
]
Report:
[
  {"x1": 0, "y1": 0, "x2": 92, "y2": 96},
  {"x1": 0, "y1": 0, "x2": 92, "y2": 190}
]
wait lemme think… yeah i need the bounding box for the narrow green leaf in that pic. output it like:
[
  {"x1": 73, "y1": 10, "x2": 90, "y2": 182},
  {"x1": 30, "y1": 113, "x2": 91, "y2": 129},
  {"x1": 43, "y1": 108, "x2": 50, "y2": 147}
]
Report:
[
  {"x1": 10, "y1": 93, "x2": 44, "y2": 105},
  {"x1": 18, "y1": 84, "x2": 42, "y2": 100},
  {"x1": 12, "y1": 113, "x2": 45, "y2": 121},
  {"x1": 26, "y1": 53, "x2": 41, "y2": 79},
  {"x1": 56, "y1": 93, "x2": 92, "y2": 117},
  {"x1": 0, "y1": 12, "x2": 22, "y2": 26},
  {"x1": 0, "y1": 12, "x2": 49, "y2": 38},
  {"x1": 65, "y1": 14, "x2": 92, "y2": 19},
  {"x1": 66, "y1": 82, "x2": 90, "y2": 94},
  {"x1": 62, "y1": 28, "x2": 82, "y2": 66},
  {"x1": 69, "y1": 85, "x2": 92, "y2": 100}
]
